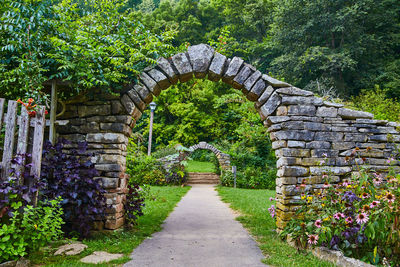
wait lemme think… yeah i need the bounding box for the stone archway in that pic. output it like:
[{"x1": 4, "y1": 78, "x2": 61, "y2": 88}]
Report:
[
  {"x1": 57, "y1": 43, "x2": 400, "y2": 230},
  {"x1": 189, "y1": 141, "x2": 231, "y2": 171}
]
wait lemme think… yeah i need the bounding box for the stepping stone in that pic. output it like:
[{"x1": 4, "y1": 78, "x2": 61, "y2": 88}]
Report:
[
  {"x1": 80, "y1": 251, "x2": 123, "y2": 264},
  {"x1": 54, "y1": 243, "x2": 88, "y2": 256}
]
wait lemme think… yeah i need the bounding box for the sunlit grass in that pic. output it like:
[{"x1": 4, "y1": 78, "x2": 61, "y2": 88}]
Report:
[{"x1": 186, "y1": 160, "x2": 216, "y2": 173}]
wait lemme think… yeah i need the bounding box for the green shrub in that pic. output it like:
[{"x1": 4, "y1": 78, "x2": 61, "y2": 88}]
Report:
[
  {"x1": 166, "y1": 163, "x2": 188, "y2": 185},
  {"x1": 348, "y1": 88, "x2": 400, "y2": 122},
  {"x1": 127, "y1": 154, "x2": 167, "y2": 185},
  {"x1": 220, "y1": 167, "x2": 276, "y2": 190},
  {"x1": 0, "y1": 198, "x2": 64, "y2": 262},
  {"x1": 151, "y1": 146, "x2": 178, "y2": 159}
]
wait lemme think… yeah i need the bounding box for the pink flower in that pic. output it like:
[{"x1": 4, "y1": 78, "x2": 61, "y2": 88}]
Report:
[
  {"x1": 361, "y1": 192, "x2": 370, "y2": 199},
  {"x1": 333, "y1": 213, "x2": 341, "y2": 220},
  {"x1": 322, "y1": 174, "x2": 328, "y2": 179},
  {"x1": 369, "y1": 200, "x2": 380, "y2": 208},
  {"x1": 387, "y1": 157, "x2": 395, "y2": 164},
  {"x1": 340, "y1": 213, "x2": 345, "y2": 218},
  {"x1": 332, "y1": 199, "x2": 338, "y2": 204},
  {"x1": 268, "y1": 205, "x2": 275, "y2": 218},
  {"x1": 269, "y1": 197, "x2": 274, "y2": 202},
  {"x1": 307, "y1": 234, "x2": 319, "y2": 245},
  {"x1": 314, "y1": 219, "x2": 322, "y2": 228},
  {"x1": 356, "y1": 212, "x2": 369, "y2": 224},
  {"x1": 373, "y1": 178, "x2": 382, "y2": 186},
  {"x1": 345, "y1": 217, "x2": 353, "y2": 224}
]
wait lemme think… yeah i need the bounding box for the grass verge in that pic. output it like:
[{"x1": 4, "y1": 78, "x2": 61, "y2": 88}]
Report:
[
  {"x1": 186, "y1": 160, "x2": 215, "y2": 173},
  {"x1": 29, "y1": 186, "x2": 191, "y2": 266},
  {"x1": 217, "y1": 186, "x2": 335, "y2": 267}
]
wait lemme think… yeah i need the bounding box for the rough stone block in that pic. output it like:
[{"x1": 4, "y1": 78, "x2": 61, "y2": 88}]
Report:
[
  {"x1": 310, "y1": 166, "x2": 352, "y2": 175},
  {"x1": 78, "y1": 105, "x2": 111, "y2": 117},
  {"x1": 271, "y1": 130, "x2": 315, "y2": 141},
  {"x1": 272, "y1": 140, "x2": 287, "y2": 149},
  {"x1": 261, "y1": 74, "x2": 291, "y2": 87},
  {"x1": 275, "y1": 148, "x2": 311, "y2": 158},
  {"x1": 105, "y1": 217, "x2": 125, "y2": 230},
  {"x1": 315, "y1": 132, "x2": 344, "y2": 141},
  {"x1": 133, "y1": 84, "x2": 153, "y2": 104},
  {"x1": 95, "y1": 164, "x2": 124, "y2": 172},
  {"x1": 332, "y1": 142, "x2": 356, "y2": 150},
  {"x1": 281, "y1": 121, "x2": 304, "y2": 130},
  {"x1": 246, "y1": 78, "x2": 266, "y2": 102},
  {"x1": 281, "y1": 96, "x2": 323, "y2": 106},
  {"x1": 254, "y1": 85, "x2": 274, "y2": 108},
  {"x1": 276, "y1": 157, "x2": 303, "y2": 168},
  {"x1": 276, "y1": 87, "x2": 314, "y2": 96},
  {"x1": 311, "y1": 149, "x2": 338, "y2": 158},
  {"x1": 233, "y1": 65, "x2": 253, "y2": 89},
  {"x1": 276, "y1": 106, "x2": 288, "y2": 116},
  {"x1": 222, "y1": 57, "x2": 244, "y2": 84},
  {"x1": 265, "y1": 116, "x2": 290, "y2": 126},
  {"x1": 278, "y1": 166, "x2": 309, "y2": 177},
  {"x1": 276, "y1": 177, "x2": 298, "y2": 186},
  {"x1": 96, "y1": 177, "x2": 119, "y2": 189},
  {"x1": 140, "y1": 72, "x2": 161, "y2": 96},
  {"x1": 127, "y1": 89, "x2": 146, "y2": 111},
  {"x1": 288, "y1": 105, "x2": 316, "y2": 116},
  {"x1": 146, "y1": 68, "x2": 170, "y2": 92},
  {"x1": 243, "y1": 70, "x2": 262, "y2": 93},
  {"x1": 257, "y1": 92, "x2": 282, "y2": 120},
  {"x1": 305, "y1": 141, "x2": 331, "y2": 149},
  {"x1": 287, "y1": 141, "x2": 305, "y2": 148},
  {"x1": 344, "y1": 134, "x2": 368, "y2": 142},
  {"x1": 157, "y1": 57, "x2": 178, "y2": 84},
  {"x1": 87, "y1": 133, "x2": 127, "y2": 144},
  {"x1": 208, "y1": 52, "x2": 227, "y2": 81},
  {"x1": 338, "y1": 108, "x2": 373, "y2": 119},
  {"x1": 304, "y1": 122, "x2": 331, "y2": 131},
  {"x1": 316, "y1": 107, "x2": 338, "y2": 117},
  {"x1": 187, "y1": 44, "x2": 214, "y2": 78},
  {"x1": 171, "y1": 53, "x2": 193, "y2": 82}
]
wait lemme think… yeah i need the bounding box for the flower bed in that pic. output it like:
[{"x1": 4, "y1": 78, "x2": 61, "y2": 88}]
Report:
[{"x1": 278, "y1": 150, "x2": 399, "y2": 266}]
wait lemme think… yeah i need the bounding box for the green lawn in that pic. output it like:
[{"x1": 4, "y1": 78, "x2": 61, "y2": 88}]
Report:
[
  {"x1": 29, "y1": 186, "x2": 191, "y2": 267},
  {"x1": 217, "y1": 187, "x2": 336, "y2": 267},
  {"x1": 186, "y1": 160, "x2": 215, "y2": 173}
]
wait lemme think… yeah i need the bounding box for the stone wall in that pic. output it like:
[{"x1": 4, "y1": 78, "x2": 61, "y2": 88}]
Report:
[
  {"x1": 188, "y1": 141, "x2": 231, "y2": 171},
  {"x1": 58, "y1": 43, "x2": 400, "y2": 230}
]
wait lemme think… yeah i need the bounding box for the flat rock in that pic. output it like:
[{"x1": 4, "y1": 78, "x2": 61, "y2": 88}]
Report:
[
  {"x1": 54, "y1": 243, "x2": 88, "y2": 256},
  {"x1": 187, "y1": 44, "x2": 214, "y2": 78},
  {"x1": 261, "y1": 74, "x2": 291, "y2": 87},
  {"x1": 80, "y1": 251, "x2": 123, "y2": 264}
]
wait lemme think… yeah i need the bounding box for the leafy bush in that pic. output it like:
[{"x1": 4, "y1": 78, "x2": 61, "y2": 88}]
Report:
[
  {"x1": 166, "y1": 163, "x2": 188, "y2": 185},
  {"x1": 348, "y1": 88, "x2": 400, "y2": 122},
  {"x1": 0, "y1": 178, "x2": 63, "y2": 262},
  {"x1": 125, "y1": 184, "x2": 145, "y2": 226},
  {"x1": 151, "y1": 146, "x2": 177, "y2": 159},
  {"x1": 220, "y1": 167, "x2": 276, "y2": 190},
  {"x1": 40, "y1": 139, "x2": 107, "y2": 238},
  {"x1": 127, "y1": 153, "x2": 167, "y2": 185},
  {"x1": 280, "y1": 150, "x2": 400, "y2": 266}
]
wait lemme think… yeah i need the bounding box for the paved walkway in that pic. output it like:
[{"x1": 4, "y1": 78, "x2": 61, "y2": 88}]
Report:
[{"x1": 124, "y1": 184, "x2": 267, "y2": 267}]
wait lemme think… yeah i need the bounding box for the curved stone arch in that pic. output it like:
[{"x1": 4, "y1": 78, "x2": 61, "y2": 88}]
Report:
[
  {"x1": 189, "y1": 141, "x2": 231, "y2": 171},
  {"x1": 59, "y1": 43, "x2": 400, "y2": 230}
]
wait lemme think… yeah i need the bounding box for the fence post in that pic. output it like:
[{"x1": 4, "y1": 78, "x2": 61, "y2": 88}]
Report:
[
  {"x1": 49, "y1": 81, "x2": 57, "y2": 144},
  {"x1": 15, "y1": 107, "x2": 30, "y2": 184},
  {"x1": 2, "y1": 100, "x2": 17, "y2": 179}
]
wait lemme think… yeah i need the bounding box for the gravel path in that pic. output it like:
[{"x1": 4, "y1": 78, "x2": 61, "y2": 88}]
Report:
[{"x1": 124, "y1": 184, "x2": 267, "y2": 267}]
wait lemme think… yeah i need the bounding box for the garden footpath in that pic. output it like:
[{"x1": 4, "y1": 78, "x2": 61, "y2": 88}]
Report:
[{"x1": 124, "y1": 184, "x2": 267, "y2": 267}]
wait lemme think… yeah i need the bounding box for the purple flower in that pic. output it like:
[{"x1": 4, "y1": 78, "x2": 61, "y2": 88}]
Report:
[
  {"x1": 314, "y1": 219, "x2": 322, "y2": 228},
  {"x1": 342, "y1": 191, "x2": 360, "y2": 203},
  {"x1": 356, "y1": 213, "x2": 369, "y2": 224},
  {"x1": 268, "y1": 205, "x2": 275, "y2": 218}
]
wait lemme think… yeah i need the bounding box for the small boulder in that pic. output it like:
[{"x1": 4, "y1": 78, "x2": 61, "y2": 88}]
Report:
[
  {"x1": 54, "y1": 243, "x2": 88, "y2": 256},
  {"x1": 80, "y1": 251, "x2": 123, "y2": 264}
]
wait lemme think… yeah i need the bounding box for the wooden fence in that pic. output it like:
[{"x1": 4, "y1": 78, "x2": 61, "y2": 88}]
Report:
[{"x1": 0, "y1": 98, "x2": 46, "y2": 182}]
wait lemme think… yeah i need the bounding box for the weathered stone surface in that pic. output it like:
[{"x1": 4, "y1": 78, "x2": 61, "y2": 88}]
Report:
[
  {"x1": 281, "y1": 121, "x2": 304, "y2": 130},
  {"x1": 281, "y1": 96, "x2": 323, "y2": 106},
  {"x1": 119, "y1": 95, "x2": 142, "y2": 120},
  {"x1": 276, "y1": 87, "x2": 313, "y2": 96},
  {"x1": 312, "y1": 247, "x2": 374, "y2": 267},
  {"x1": 146, "y1": 68, "x2": 170, "y2": 92},
  {"x1": 87, "y1": 133, "x2": 126, "y2": 143},
  {"x1": 254, "y1": 85, "x2": 274, "y2": 108},
  {"x1": 208, "y1": 52, "x2": 227, "y2": 81},
  {"x1": 157, "y1": 57, "x2": 178, "y2": 84},
  {"x1": 187, "y1": 44, "x2": 214, "y2": 78},
  {"x1": 258, "y1": 92, "x2": 282, "y2": 120},
  {"x1": 304, "y1": 122, "x2": 331, "y2": 131},
  {"x1": 315, "y1": 132, "x2": 344, "y2": 141},
  {"x1": 338, "y1": 108, "x2": 373, "y2": 119},
  {"x1": 288, "y1": 105, "x2": 316, "y2": 116},
  {"x1": 311, "y1": 149, "x2": 338, "y2": 158},
  {"x1": 272, "y1": 140, "x2": 287, "y2": 149},
  {"x1": 233, "y1": 65, "x2": 253, "y2": 89},
  {"x1": 276, "y1": 148, "x2": 311, "y2": 158},
  {"x1": 271, "y1": 130, "x2": 315, "y2": 141},
  {"x1": 278, "y1": 166, "x2": 309, "y2": 177},
  {"x1": 243, "y1": 70, "x2": 262, "y2": 94},
  {"x1": 276, "y1": 157, "x2": 303, "y2": 168},
  {"x1": 133, "y1": 84, "x2": 153, "y2": 104},
  {"x1": 310, "y1": 166, "x2": 352, "y2": 175},
  {"x1": 332, "y1": 142, "x2": 356, "y2": 150},
  {"x1": 127, "y1": 89, "x2": 146, "y2": 111},
  {"x1": 54, "y1": 243, "x2": 88, "y2": 256},
  {"x1": 140, "y1": 72, "x2": 161, "y2": 96},
  {"x1": 78, "y1": 105, "x2": 110, "y2": 117},
  {"x1": 287, "y1": 141, "x2": 305, "y2": 148},
  {"x1": 306, "y1": 141, "x2": 331, "y2": 149},
  {"x1": 262, "y1": 74, "x2": 291, "y2": 87},
  {"x1": 356, "y1": 119, "x2": 388, "y2": 125},
  {"x1": 276, "y1": 106, "x2": 288, "y2": 116},
  {"x1": 247, "y1": 78, "x2": 266, "y2": 101},
  {"x1": 323, "y1": 101, "x2": 344, "y2": 108},
  {"x1": 265, "y1": 116, "x2": 290, "y2": 126},
  {"x1": 171, "y1": 53, "x2": 193, "y2": 82},
  {"x1": 96, "y1": 177, "x2": 119, "y2": 189},
  {"x1": 344, "y1": 134, "x2": 368, "y2": 142},
  {"x1": 80, "y1": 251, "x2": 124, "y2": 264},
  {"x1": 316, "y1": 106, "x2": 338, "y2": 117},
  {"x1": 222, "y1": 57, "x2": 244, "y2": 84},
  {"x1": 276, "y1": 177, "x2": 298, "y2": 186}
]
